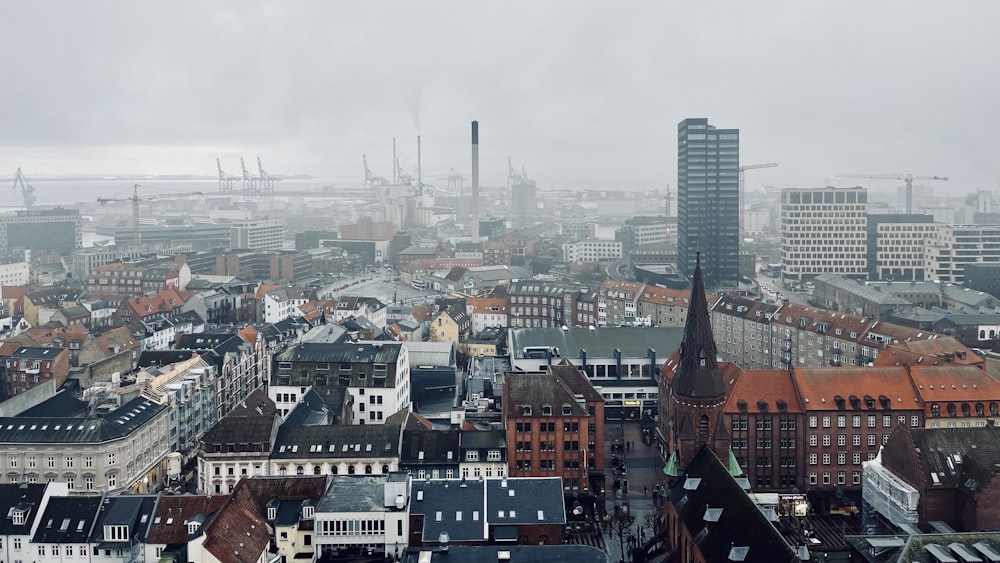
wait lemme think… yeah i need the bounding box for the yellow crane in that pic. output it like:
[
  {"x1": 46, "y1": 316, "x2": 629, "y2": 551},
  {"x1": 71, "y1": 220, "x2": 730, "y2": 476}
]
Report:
[
  {"x1": 836, "y1": 172, "x2": 948, "y2": 214},
  {"x1": 738, "y1": 163, "x2": 778, "y2": 235},
  {"x1": 97, "y1": 184, "x2": 204, "y2": 250}
]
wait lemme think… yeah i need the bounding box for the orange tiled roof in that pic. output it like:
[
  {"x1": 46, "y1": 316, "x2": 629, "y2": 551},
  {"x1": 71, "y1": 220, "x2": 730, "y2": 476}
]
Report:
[
  {"x1": 909, "y1": 365, "x2": 1000, "y2": 403},
  {"x1": 874, "y1": 337, "x2": 982, "y2": 368},
  {"x1": 793, "y1": 366, "x2": 920, "y2": 410},
  {"x1": 239, "y1": 325, "x2": 258, "y2": 345},
  {"x1": 128, "y1": 289, "x2": 187, "y2": 317},
  {"x1": 724, "y1": 369, "x2": 803, "y2": 413},
  {"x1": 254, "y1": 283, "x2": 282, "y2": 300},
  {"x1": 467, "y1": 297, "x2": 507, "y2": 315}
]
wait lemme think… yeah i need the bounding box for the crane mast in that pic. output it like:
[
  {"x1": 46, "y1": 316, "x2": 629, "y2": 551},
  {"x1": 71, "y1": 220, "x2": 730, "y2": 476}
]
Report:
[
  {"x1": 11, "y1": 168, "x2": 37, "y2": 209},
  {"x1": 836, "y1": 172, "x2": 948, "y2": 213},
  {"x1": 97, "y1": 185, "x2": 205, "y2": 250},
  {"x1": 738, "y1": 163, "x2": 778, "y2": 236}
]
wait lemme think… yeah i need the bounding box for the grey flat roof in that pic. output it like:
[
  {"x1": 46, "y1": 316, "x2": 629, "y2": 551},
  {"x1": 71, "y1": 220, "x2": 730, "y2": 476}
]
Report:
[
  {"x1": 510, "y1": 326, "x2": 683, "y2": 359},
  {"x1": 316, "y1": 475, "x2": 387, "y2": 513}
]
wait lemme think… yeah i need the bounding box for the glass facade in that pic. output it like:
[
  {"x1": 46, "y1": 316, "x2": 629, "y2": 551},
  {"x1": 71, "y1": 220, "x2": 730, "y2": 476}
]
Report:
[{"x1": 677, "y1": 118, "x2": 740, "y2": 288}]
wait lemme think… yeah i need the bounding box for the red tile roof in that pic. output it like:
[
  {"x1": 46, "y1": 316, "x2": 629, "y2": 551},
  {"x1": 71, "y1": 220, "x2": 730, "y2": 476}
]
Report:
[
  {"x1": 146, "y1": 494, "x2": 228, "y2": 545},
  {"x1": 254, "y1": 283, "x2": 282, "y2": 300},
  {"x1": 724, "y1": 369, "x2": 803, "y2": 414},
  {"x1": 202, "y1": 486, "x2": 269, "y2": 563},
  {"x1": 239, "y1": 325, "x2": 259, "y2": 346},
  {"x1": 792, "y1": 366, "x2": 920, "y2": 411},
  {"x1": 128, "y1": 289, "x2": 187, "y2": 317},
  {"x1": 909, "y1": 365, "x2": 1000, "y2": 403},
  {"x1": 875, "y1": 337, "x2": 983, "y2": 368}
]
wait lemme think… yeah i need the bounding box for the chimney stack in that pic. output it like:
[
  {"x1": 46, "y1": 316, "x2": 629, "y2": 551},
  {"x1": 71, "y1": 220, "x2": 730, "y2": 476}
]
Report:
[{"x1": 471, "y1": 120, "x2": 480, "y2": 241}]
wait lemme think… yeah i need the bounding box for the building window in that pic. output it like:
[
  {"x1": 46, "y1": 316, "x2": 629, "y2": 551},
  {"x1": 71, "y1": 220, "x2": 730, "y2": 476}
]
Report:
[
  {"x1": 911, "y1": 415, "x2": 920, "y2": 427},
  {"x1": 822, "y1": 435, "x2": 831, "y2": 447},
  {"x1": 883, "y1": 415, "x2": 891, "y2": 428},
  {"x1": 809, "y1": 416, "x2": 817, "y2": 428},
  {"x1": 822, "y1": 454, "x2": 831, "y2": 465},
  {"x1": 822, "y1": 416, "x2": 831, "y2": 428},
  {"x1": 809, "y1": 454, "x2": 817, "y2": 465},
  {"x1": 853, "y1": 453, "x2": 862, "y2": 465},
  {"x1": 868, "y1": 415, "x2": 876, "y2": 428},
  {"x1": 822, "y1": 472, "x2": 831, "y2": 485},
  {"x1": 809, "y1": 473, "x2": 817, "y2": 485},
  {"x1": 85, "y1": 477, "x2": 94, "y2": 490}
]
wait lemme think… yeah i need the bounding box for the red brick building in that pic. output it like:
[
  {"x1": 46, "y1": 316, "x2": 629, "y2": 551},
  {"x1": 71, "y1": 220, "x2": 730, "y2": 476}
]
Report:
[
  {"x1": 503, "y1": 362, "x2": 605, "y2": 495},
  {"x1": 0, "y1": 346, "x2": 69, "y2": 399}
]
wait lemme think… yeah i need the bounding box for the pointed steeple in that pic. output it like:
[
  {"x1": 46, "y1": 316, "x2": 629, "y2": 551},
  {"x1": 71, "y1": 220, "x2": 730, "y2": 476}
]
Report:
[{"x1": 672, "y1": 252, "x2": 726, "y2": 398}]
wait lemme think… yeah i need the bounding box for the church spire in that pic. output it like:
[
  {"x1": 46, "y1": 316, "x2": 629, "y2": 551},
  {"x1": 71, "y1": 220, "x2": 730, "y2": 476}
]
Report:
[{"x1": 672, "y1": 252, "x2": 726, "y2": 399}]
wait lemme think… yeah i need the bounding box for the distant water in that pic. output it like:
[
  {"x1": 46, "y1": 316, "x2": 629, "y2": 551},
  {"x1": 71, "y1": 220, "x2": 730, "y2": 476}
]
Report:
[{"x1": 2, "y1": 177, "x2": 350, "y2": 211}]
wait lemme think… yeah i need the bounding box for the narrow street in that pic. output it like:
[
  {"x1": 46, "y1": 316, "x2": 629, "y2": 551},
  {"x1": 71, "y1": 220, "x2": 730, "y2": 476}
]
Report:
[{"x1": 603, "y1": 420, "x2": 665, "y2": 562}]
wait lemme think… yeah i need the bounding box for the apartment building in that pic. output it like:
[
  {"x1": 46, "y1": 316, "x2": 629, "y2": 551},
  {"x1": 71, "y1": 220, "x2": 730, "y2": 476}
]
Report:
[
  {"x1": 0, "y1": 395, "x2": 170, "y2": 493},
  {"x1": 503, "y1": 363, "x2": 605, "y2": 494},
  {"x1": 272, "y1": 342, "x2": 411, "y2": 425},
  {"x1": 780, "y1": 187, "x2": 868, "y2": 281},
  {"x1": 561, "y1": 239, "x2": 622, "y2": 263},
  {"x1": 230, "y1": 220, "x2": 284, "y2": 250},
  {"x1": 925, "y1": 224, "x2": 1000, "y2": 283}
]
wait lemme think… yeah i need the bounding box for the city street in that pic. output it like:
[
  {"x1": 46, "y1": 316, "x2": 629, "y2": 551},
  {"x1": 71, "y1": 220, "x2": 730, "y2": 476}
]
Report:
[{"x1": 603, "y1": 420, "x2": 664, "y2": 563}]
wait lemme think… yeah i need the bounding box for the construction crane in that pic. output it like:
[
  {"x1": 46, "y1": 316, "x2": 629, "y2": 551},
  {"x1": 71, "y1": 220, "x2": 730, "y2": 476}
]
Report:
[
  {"x1": 836, "y1": 172, "x2": 948, "y2": 214},
  {"x1": 216, "y1": 159, "x2": 239, "y2": 192},
  {"x1": 11, "y1": 168, "x2": 37, "y2": 209},
  {"x1": 97, "y1": 184, "x2": 205, "y2": 250},
  {"x1": 446, "y1": 168, "x2": 465, "y2": 195},
  {"x1": 738, "y1": 163, "x2": 778, "y2": 235}
]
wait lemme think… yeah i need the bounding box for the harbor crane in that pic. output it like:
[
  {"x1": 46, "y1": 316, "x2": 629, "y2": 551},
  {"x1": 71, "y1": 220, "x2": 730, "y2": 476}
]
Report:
[
  {"x1": 240, "y1": 157, "x2": 257, "y2": 192},
  {"x1": 256, "y1": 157, "x2": 279, "y2": 193},
  {"x1": 216, "y1": 159, "x2": 238, "y2": 192},
  {"x1": 836, "y1": 172, "x2": 948, "y2": 214},
  {"x1": 11, "y1": 168, "x2": 37, "y2": 209},
  {"x1": 97, "y1": 184, "x2": 204, "y2": 250},
  {"x1": 363, "y1": 155, "x2": 389, "y2": 194},
  {"x1": 738, "y1": 163, "x2": 778, "y2": 235}
]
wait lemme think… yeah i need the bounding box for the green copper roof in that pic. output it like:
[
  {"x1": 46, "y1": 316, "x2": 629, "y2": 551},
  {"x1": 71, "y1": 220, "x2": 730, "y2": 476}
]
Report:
[
  {"x1": 663, "y1": 450, "x2": 682, "y2": 477},
  {"x1": 728, "y1": 448, "x2": 743, "y2": 477}
]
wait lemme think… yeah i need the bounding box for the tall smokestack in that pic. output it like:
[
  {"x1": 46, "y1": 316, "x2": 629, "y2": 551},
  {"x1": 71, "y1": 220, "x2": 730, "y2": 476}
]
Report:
[{"x1": 471, "y1": 121, "x2": 480, "y2": 241}]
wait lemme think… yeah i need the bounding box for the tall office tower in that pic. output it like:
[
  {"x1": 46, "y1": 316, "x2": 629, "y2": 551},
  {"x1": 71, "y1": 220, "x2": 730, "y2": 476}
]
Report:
[{"x1": 676, "y1": 118, "x2": 740, "y2": 288}]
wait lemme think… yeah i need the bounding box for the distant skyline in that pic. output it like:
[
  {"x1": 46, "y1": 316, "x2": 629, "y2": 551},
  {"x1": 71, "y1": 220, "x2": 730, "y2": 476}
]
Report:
[{"x1": 2, "y1": 1, "x2": 999, "y2": 193}]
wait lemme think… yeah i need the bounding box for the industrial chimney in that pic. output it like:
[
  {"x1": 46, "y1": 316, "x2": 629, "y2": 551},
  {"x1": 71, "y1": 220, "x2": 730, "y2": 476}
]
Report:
[{"x1": 471, "y1": 120, "x2": 480, "y2": 241}]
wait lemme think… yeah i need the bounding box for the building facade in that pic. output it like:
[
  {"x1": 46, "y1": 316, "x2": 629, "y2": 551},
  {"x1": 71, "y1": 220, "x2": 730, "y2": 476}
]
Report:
[
  {"x1": 676, "y1": 118, "x2": 740, "y2": 288},
  {"x1": 780, "y1": 187, "x2": 868, "y2": 281}
]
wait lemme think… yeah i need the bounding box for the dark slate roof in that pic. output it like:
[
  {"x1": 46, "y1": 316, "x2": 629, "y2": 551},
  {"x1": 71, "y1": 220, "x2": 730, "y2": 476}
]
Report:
[
  {"x1": 17, "y1": 390, "x2": 89, "y2": 418},
  {"x1": 909, "y1": 426, "x2": 1000, "y2": 489},
  {"x1": 146, "y1": 494, "x2": 228, "y2": 545},
  {"x1": 315, "y1": 475, "x2": 388, "y2": 513},
  {"x1": 200, "y1": 413, "x2": 277, "y2": 446},
  {"x1": 460, "y1": 429, "x2": 507, "y2": 451},
  {"x1": 274, "y1": 341, "x2": 402, "y2": 365},
  {"x1": 176, "y1": 332, "x2": 239, "y2": 350},
  {"x1": 401, "y1": 545, "x2": 611, "y2": 563},
  {"x1": 848, "y1": 532, "x2": 1000, "y2": 563},
  {"x1": 283, "y1": 388, "x2": 333, "y2": 427},
  {"x1": 504, "y1": 372, "x2": 589, "y2": 419},
  {"x1": 486, "y1": 477, "x2": 565, "y2": 526},
  {"x1": 138, "y1": 350, "x2": 196, "y2": 367},
  {"x1": 672, "y1": 255, "x2": 726, "y2": 399},
  {"x1": 0, "y1": 483, "x2": 47, "y2": 535},
  {"x1": 667, "y1": 445, "x2": 798, "y2": 563},
  {"x1": 271, "y1": 423, "x2": 401, "y2": 459},
  {"x1": 7, "y1": 346, "x2": 65, "y2": 360},
  {"x1": 509, "y1": 326, "x2": 683, "y2": 360},
  {"x1": 400, "y1": 429, "x2": 460, "y2": 465},
  {"x1": 410, "y1": 479, "x2": 486, "y2": 542},
  {"x1": 0, "y1": 397, "x2": 166, "y2": 443},
  {"x1": 32, "y1": 495, "x2": 103, "y2": 544},
  {"x1": 89, "y1": 495, "x2": 159, "y2": 545}
]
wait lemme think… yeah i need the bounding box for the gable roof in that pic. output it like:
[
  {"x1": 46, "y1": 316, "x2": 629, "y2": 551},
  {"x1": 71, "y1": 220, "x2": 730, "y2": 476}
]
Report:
[
  {"x1": 793, "y1": 367, "x2": 919, "y2": 411},
  {"x1": 667, "y1": 445, "x2": 799, "y2": 562},
  {"x1": 909, "y1": 365, "x2": 1000, "y2": 404},
  {"x1": 0, "y1": 483, "x2": 48, "y2": 535},
  {"x1": 146, "y1": 494, "x2": 228, "y2": 544},
  {"x1": 32, "y1": 495, "x2": 103, "y2": 544},
  {"x1": 724, "y1": 369, "x2": 803, "y2": 414}
]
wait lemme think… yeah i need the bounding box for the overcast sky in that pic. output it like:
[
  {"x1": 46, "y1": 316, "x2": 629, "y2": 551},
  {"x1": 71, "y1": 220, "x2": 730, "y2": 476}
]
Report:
[{"x1": 2, "y1": 1, "x2": 998, "y2": 193}]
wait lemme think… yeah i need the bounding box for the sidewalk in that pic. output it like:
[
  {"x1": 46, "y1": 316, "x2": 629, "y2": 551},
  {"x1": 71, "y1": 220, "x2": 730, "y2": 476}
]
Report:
[{"x1": 603, "y1": 420, "x2": 665, "y2": 561}]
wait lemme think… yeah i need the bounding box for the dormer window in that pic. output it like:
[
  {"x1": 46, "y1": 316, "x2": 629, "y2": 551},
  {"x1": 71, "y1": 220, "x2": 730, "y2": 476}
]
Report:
[
  {"x1": 104, "y1": 524, "x2": 129, "y2": 541},
  {"x1": 521, "y1": 405, "x2": 532, "y2": 416},
  {"x1": 186, "y1": 521, "x2": 199, "y2": 535},
  {"x1": 302, "y1": 506, "x2": 314, "y2": 519},
  {"x1": 267, "y1": 507, "x2": 277, "y2": 520},
  {"x1": 541, "y1": 405, "x2": 552, "y2": 416},
  {"x1": 562, "y1": 405, "x2": 573, "y2": 416},
  {"x1": 11, "y1": 509, "x2": 25, "y2": 526}
]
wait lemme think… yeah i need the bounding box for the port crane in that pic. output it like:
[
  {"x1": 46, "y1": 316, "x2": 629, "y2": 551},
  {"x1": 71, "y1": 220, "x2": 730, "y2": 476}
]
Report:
[
  {"x1": 836, "y1": 172, "x2": 948, "y2": 214},
  {"x1": 216, "y1": 159, "x2": 239, "y2": 192},
  {"x1": 738, "y1": 163, "x2": 778, "y2": 235},
  {"x1": 97, "y1": 184, "x2": 205, "y2": 250},
  {"x1": 363, "y1": 155, "x2": 389, "y2": 196},
  {"x1": 11, "y1": 168, "x2": 37, "y2": 209},
  {"x1": 256, "y1": 157, "x2": 279, "y2": 193}
]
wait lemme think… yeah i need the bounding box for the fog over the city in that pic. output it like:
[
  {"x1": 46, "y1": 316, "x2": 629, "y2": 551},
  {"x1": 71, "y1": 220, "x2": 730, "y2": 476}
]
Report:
[{"x1": 1, "y1": 1, "x2": 998, "y2": 192}]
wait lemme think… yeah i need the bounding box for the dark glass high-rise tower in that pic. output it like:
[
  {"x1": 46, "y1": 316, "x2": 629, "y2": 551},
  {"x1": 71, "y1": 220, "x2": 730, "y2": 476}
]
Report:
[{"x1": 677, "y1": 118, "x2": 740, "y2": 288}]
